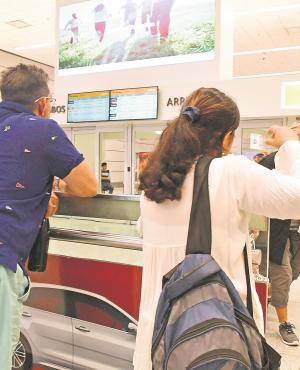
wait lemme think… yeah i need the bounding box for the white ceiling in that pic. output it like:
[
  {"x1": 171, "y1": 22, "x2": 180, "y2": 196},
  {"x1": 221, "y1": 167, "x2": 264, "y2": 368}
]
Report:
[
  {"x1": 233, "y1": 0, "x2": 300, "y2": 76},
  {"x1": 0, "y1": 0, "x2": 299, "y2": 76},
  {"x1": 0, "y1": 0, "x2": 55, "y2": 66}
]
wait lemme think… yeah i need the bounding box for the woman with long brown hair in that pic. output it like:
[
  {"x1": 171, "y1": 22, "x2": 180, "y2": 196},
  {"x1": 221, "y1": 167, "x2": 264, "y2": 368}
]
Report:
[{"x1": 133, "y1": 87, "x2": 300, "y2": 369}]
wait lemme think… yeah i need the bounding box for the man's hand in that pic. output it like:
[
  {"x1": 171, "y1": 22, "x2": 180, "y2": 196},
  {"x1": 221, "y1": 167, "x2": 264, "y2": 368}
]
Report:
[
  {"x1": 45, "y1": 192, "x2": 59, "y2": 218},
  {"x1": 265, "y1": 126, "x2": 299, "y2": 148}
]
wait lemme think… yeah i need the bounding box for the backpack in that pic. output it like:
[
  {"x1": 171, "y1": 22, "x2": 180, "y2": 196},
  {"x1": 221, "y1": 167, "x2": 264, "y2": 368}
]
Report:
[{"x1": 151, "y1": 156, "x2": 281, "y2": 370}]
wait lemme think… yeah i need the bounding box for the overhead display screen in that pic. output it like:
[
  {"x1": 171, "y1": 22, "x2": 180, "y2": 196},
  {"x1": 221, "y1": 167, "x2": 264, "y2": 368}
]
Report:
[
  {"x1": 58, "y1": 0, "x2": 215, "y2": 74},
  {"x1": 109, "y1": 86, "x2": 158, "y2": 120},
  {"x1": 67, "y1": 91, "x2": 109, "y2": 122}
]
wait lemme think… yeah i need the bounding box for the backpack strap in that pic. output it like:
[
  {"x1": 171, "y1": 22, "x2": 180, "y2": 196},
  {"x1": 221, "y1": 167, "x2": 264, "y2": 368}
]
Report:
[
  {"x1": 244, "y1": 246, "x2": 254, "y2": 317},
  {"x1": 186, "y1": 156, "x2": 214, "y2": 255},
  {"x1": 186, "y1": 156, "x2": 254, "y2": 317}
]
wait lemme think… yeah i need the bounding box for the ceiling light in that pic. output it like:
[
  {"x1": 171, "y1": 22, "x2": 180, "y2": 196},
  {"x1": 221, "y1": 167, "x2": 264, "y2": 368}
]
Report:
[
  {"x1": 234, "y1": 45, "x2": 300, "y2": 56},
  {"x1": 233, "y1": 71, "x2": 300, "y2": 79},
  {"x1": 235, "y1": 4, "x2": 300, "y2": 16},
  {"x1": 6, "y1": 20, "x2": 31, "y2": 28},
  {"x1": 15, "y1": 42, "x2": 55, "y2": 51}
]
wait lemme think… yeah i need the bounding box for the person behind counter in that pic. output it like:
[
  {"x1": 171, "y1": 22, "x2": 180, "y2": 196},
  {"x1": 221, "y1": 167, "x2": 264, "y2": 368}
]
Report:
[
  {"x1": 134, "y1": 87, "x2": 300, "y2": 369},
  {"x1": 0, "y1": 63, "x2": 97, "y2": 370},
  {"x1": 101, "y1": 162, "x2": 114, "y2": 194}
]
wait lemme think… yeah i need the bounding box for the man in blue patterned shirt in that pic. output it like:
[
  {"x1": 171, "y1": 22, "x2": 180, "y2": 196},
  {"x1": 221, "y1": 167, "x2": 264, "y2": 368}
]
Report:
[{"x1": 0, "y1": 64, "x2": 97, "y2": 369}]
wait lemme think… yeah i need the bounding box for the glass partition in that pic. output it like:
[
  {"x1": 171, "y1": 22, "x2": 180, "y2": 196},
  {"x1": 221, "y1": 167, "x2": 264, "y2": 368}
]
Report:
[
  {"x1": 99, "y1": 131, "x2": 126, "y2": 195},
  {"x1": 73, "y1": 130, "x2": 96, "y2": 173},
  {"x1": 241, "y1": 126, "x2": 274, "y2": 287},
  {"x1": 241, "y1": 127, "x2": 274, "y2": 161},
  {"x1": 132, "y1": 128, "x2": 163, "y2": 194},
  {"x1": 52, "y1": 194, "x2": 140, "y2": 238},
  {"x1": 249, "y1": 215, "x2": 269, "y2": 283},
  {"x1": 51, "y1": 216, "x2": 138, "y2": 237}
]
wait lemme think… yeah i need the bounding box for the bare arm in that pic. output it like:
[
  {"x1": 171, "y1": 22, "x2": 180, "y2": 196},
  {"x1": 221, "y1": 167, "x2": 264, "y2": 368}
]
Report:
[
  {"x1": 234, "y1": 127, "x2": 300, "y2": 219},
  {"x1": 60, "y1": 160, "x2": 98, "y2": 197},
  {"x1": 45, "y1": 192, "x2": 59, "y2": 218}
]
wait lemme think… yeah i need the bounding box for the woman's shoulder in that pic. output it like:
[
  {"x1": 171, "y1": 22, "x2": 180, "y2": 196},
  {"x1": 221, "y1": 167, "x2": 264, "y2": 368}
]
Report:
[
  {"x1": 209, "y1": 154, "x2": 261, "y2": 185},
  {"x1": 211, "y1": 153, "x2": 252, "y2": 169}
]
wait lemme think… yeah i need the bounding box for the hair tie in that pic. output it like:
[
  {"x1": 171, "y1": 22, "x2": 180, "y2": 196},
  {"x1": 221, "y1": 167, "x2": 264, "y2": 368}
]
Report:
[{"x1": 181, "y1": 106, "x2": 201, "y2": 123}]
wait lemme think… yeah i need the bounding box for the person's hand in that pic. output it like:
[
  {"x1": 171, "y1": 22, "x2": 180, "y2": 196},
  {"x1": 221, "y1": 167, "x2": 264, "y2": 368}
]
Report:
[
  {"x1": 265, "y1": 126, "x2": 299, "y2": 148},
  {"x1": 45, "y1": 192, "x2": 59, "y2": 218}
]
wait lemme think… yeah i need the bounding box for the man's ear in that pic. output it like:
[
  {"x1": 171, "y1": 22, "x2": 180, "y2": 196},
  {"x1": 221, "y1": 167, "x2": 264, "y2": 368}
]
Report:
[{"x1": 35, "y1": 99, "x2": 46, "y2": 117}]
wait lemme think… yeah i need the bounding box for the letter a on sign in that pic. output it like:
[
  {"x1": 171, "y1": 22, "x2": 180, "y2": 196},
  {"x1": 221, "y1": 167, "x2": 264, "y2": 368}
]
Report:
[{"x1": 167, "y1": 98, "x2": 173, "y2": 106}]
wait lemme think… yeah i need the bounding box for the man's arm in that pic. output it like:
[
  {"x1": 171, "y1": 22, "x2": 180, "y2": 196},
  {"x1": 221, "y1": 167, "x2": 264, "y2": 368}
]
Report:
[
  {"x1": 60, "y1": 160, "x2": 98, "y2": 197},
  {"x1": 43, "y1": 120, "x2": 98, "y2": 197},
  {"x1": 45, "y1": 192, "x2": 59, "y2": 218}
]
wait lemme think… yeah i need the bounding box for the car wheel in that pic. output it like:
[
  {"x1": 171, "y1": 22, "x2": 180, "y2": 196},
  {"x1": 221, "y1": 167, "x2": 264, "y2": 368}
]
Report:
[{"x1": 12, "y1": 334, "x2": 32, "y2": 370}]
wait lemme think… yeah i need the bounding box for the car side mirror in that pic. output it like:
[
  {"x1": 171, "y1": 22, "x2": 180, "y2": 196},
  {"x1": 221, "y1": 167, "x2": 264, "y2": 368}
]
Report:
[{"x1": 127, "y1": 322, "x2": 137, "y2": 334}]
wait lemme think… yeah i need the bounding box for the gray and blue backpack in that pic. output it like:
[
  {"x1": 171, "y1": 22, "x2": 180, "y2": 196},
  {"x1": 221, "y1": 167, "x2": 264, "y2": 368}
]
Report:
[{"x1": 151, "y1": 157, "x2": 281, "y2": 370}]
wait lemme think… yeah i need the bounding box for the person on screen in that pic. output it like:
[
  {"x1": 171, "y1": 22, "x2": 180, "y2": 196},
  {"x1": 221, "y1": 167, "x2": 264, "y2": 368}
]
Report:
[
  {"x1": 123, "y1": 0, "x2": 138, "y2": 36},
  {"x1": 93, "y1": 3, "x2": 108, "y2": 43},
  {"x1": 150, "y1": 0, "x2": 175, "y2": 42},
  {"x1": 101, "y1": 162, "x2": 114, "y2": 194},
  {"x1": 64, "y1": 13, "x2": 79, "y2": 44},
  {"x1": 141, "y1": 0, "x2": 153, "y2": 32}
]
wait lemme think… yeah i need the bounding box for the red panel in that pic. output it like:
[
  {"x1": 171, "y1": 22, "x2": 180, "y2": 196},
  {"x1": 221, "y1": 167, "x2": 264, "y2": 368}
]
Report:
[
  {"x1": 29, "y1": 255, "x2": 267, "y2": 326},
  {"x1": 255, "y1": 281, "x2": 268, "y2": 330},
  {"x1": 29, "y1": 255, "x2": 142, "y2": 319}
]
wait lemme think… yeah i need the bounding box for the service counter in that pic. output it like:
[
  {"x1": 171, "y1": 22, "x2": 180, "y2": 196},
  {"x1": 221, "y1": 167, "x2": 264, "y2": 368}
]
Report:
[
  {"x1": 22, "y1": 195, "x2": 270, "y2": 370},
  {"x1": 32, "y1": 195, "x2": 269, "y2": 319},
  {"x1": 32, "y1": 194, "x2": 143, "y2": 318},
  {"x1": 22, "y1": 195, "x2": 142, "y2": 370}
]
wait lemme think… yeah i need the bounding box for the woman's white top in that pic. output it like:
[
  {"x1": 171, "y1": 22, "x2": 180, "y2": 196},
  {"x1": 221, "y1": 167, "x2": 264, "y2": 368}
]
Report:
[
  {"x1": 133, "y1": 141, "x2": 300, "y2": 370},
  {"x1": 94, "y1": 9, "x2": 108, "y2": 23}
]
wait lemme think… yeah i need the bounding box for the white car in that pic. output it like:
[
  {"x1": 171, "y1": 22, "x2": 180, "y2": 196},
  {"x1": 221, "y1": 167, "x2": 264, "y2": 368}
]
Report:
[{"x1": 13, "y1": 283, "x2": 137, "y2": 370}]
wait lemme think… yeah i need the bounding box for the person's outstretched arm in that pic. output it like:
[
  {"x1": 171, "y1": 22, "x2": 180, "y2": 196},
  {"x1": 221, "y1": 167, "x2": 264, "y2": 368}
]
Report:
[{"x1": 233, "y1": 126, "x2": 300, "y2": 220}]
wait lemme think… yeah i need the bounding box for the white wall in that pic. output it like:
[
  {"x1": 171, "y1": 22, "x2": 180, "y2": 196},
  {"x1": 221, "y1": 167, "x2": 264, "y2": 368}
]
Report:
[
  {"x1": 55, "y1": 72, "x2": 300, "y2": 124},
  {"x1": 0, "y1": 50, "x2": 55, "y2": 93}
]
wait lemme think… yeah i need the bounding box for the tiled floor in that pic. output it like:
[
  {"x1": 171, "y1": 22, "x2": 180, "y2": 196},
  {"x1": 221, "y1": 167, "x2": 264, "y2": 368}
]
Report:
[{"x1": 266, "y1": 278, "x2": 300, "y2": 370}]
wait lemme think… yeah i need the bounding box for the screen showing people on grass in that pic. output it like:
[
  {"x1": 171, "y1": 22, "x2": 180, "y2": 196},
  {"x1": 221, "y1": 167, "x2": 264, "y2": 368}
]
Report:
[{"x1": 58, "y1": 0, "x2": 215, "y2": 74}]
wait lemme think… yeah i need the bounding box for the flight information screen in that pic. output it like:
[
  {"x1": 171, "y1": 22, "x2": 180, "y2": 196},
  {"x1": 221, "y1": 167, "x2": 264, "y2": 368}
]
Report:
[
  {"x1": 67, "y1": 91, "x2": 110, "y2": 122},
  {"x1": 109, "y1": 87, "x2": 158, "y2": 121}
]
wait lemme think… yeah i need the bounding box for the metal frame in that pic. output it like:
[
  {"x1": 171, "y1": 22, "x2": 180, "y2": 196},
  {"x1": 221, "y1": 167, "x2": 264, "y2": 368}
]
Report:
[
  {"x1": 96, "y1": 125, "x2": 131, "y2": 194},
  {"x1": 50, "y1": 228, "x2": 142, "y2": 251},
  {"x1": 56, "y1": 193, "x2": 140, "y2": 220},
  {"x1": 131, "y1": 123, "x2": 166, "y2": 194},
  {"x1": 72, "y1": 128, "x2": 97, "y2": 174},
  {"x1": 234, "y1": 118, "x2": 285, "y2": 154}
]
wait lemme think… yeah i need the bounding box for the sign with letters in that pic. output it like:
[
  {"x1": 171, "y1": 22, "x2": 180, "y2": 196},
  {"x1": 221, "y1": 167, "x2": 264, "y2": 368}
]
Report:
[
  {"x1": 51, "y1": 105, "x2": 66, "y2": 114},
  {"x1": 166, "y1": 97, "x2": 186, "y2": 107}
]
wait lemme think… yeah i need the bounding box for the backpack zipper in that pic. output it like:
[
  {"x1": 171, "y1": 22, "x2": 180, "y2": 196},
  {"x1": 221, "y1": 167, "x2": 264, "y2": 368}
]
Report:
[
  {"x1": 186, "y1": 349, "x2": 250, "y2": 369},
  {"x1": 164, "y1": 319, "x2": 245, "y2": 369}
]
